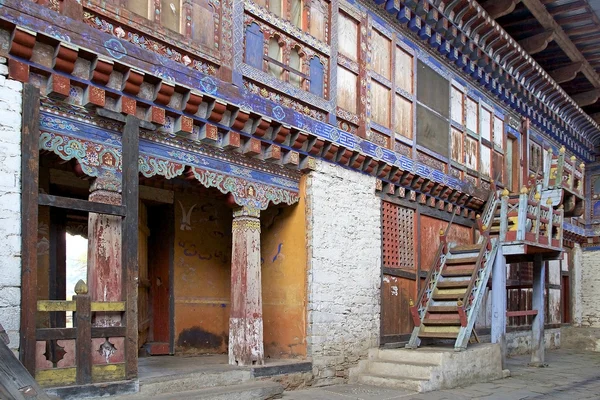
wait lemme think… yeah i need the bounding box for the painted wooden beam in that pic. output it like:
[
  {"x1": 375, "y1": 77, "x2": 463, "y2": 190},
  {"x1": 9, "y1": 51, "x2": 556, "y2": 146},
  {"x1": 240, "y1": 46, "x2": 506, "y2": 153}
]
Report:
[
  {"x1": 481, "y1": 0, "x2": 521, "y2": 19},
  {"x1": 517, "y1": 30, "x2": 555, "y2": 55},
  {"x1": 521, "y1": 0, "x2": 600, "y2": 90},
  {"x1": 572, "y1": 89, "x2": 600, "y2": 107},
  {"x1": 549, "y1": 61, "x2": 584, "y2": 83}
]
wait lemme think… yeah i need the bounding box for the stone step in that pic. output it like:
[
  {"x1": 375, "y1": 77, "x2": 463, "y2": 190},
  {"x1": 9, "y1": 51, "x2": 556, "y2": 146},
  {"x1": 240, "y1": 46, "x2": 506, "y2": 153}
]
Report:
[
  {"x1": 368, "y1": 359, "x2": 435, "y2": 380},
  {"x1": 139, "y1": 369, "x2": 251, "y2": 397},
  {"x1": 376, "y1": 348, "x2": 444, "y2": 365},
  {"x1": 115, "y1": 381, "x2": 283, "y2": 400},
  {"x1": 357, "y1": 373, "x2": 426, "y2": 392}
]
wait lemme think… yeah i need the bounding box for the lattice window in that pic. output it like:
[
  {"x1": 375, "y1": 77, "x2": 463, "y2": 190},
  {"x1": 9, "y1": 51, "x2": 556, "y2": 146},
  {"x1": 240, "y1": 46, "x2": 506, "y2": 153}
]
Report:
[{"x1": 382, "y1": 202, "x2": 414, "y2": 269}]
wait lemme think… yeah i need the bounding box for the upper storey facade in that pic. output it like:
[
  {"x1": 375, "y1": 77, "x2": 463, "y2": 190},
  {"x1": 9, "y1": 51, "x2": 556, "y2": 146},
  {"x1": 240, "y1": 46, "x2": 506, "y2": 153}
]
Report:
[{"x1": 1, "y1": 0, "x2": 596, "y2": 227}]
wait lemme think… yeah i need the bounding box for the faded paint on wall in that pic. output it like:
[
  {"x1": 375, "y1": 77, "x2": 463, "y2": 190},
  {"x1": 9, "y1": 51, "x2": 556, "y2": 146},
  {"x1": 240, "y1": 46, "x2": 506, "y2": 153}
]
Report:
[
  {"x1": 419, "y1": 215, "x2": 473, "y2": 271},
  {"x1": 172, "y1": 188, "x2": 307, "y2": 357},
  {"x1": 261, "y1": 177, "x2": 307, "y2": 359},
  {"x1": 173, "y1": 192, "x2": 232, "y2": 354}
]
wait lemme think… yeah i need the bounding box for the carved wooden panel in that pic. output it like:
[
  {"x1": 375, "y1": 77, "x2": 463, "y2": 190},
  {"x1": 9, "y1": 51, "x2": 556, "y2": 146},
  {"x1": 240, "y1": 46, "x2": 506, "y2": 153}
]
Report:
[
  {"x1": 337, "y1": 65, "x2": 358, "y2": 114},
  {"x1": 493, "y1": 151, "x2": 504, "y2": 182},
  {"x1": 481, "y1": 108, "x2": 492, "y2": 142},
  {"x1": 382, "y1": 201, "x2": 414, "y2": 269},
  {"x1": 529, "y1": 140, "x2": 543, "y2": 173},
  {"x1": 481, "y1": 144, "x2": 491, "y2": 177},
  {"x1": 394, "y1": 94, "x2": 412, "y2": 139},
  {"x1": 419, "y1": 215, "x2": 472, "y2": 271},
  {"x1": 394, "y1": 47, "x2": 413, "y2": 94},
  {"x1": 372, "y1": 29, "x2": 392, "y2": 80},
  {"x1": 372, "y1": 80, "x2": 391, "y2": 128},
  {"x1": 451, "y1": 86, "x2": 464, "y2": 125},
  {"x1": 382, "y1": 201, "x2": 400, "y2": 268},
  {"x1": 160, "y1": 0, "x2": 181, "y2": 32},
  {"x1": 466, "y1": 97, "x2": 478, "y2": 133},
  {"x1": 493, "y1": 115, "x2": 504, "y2": 149},
  {"x1": 338, "y1": 12, "x2": 359, "y2": 61},
  {"x1": 451, "y1": 127, "x2": 462, "y2": 162},
  {"x1": 465, "y1": 135, "x2": 478, "y2": 170},
  {"x1": 191, "y1": 0, "x2": 216, "y2": 48},
  {"x1": 309, "y1": 0, "x2": 328, "y2": 42}
]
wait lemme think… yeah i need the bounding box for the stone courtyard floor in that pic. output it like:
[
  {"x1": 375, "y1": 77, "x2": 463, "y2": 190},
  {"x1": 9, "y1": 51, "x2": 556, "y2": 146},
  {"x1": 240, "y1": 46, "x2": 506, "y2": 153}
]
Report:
[{"x1": 283, "y1": 349, "x2": 600, "y2": 399}]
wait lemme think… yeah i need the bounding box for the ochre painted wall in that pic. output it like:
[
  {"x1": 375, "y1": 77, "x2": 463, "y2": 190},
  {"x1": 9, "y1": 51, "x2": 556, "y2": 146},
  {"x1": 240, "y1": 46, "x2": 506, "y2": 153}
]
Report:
[
  {"x1": 172, "y1": 182, "x2": 307, "y2": 358},
  {"x1": 261, "y1": 177, "x2": 307, "y2": 358},
  {"x1": 173, "y1": 192, "x2": 232, "y2": 354}
]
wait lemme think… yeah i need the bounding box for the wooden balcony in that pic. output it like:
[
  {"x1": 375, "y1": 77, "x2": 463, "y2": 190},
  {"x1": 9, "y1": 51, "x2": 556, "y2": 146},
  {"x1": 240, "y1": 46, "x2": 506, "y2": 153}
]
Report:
[{"x1": 494, "y1": 188, "x2": 564, "y2": 260}]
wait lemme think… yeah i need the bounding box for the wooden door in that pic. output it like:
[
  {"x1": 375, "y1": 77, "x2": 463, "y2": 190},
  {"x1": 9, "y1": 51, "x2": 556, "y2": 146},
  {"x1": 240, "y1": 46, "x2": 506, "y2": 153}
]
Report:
[
  {"x1": 381, "y1": 201, "x2": 417, "y2": 343},
  {"x1": 138, "y1": 201, "x2": 151, "y2": 348}
]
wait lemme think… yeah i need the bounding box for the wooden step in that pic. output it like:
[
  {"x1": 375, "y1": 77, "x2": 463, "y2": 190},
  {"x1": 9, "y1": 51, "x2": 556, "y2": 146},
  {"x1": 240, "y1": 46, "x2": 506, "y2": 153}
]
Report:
[
  {"x1": 442, "y1": 267, "x2": 475, "y2": 277},
  {"x1": 436, "y1": 280, "x2": 470, "y2": 289},
  {"x1": 449, "y1": 244, "x2": 482, "y2": 254},
  {"x1": 445, "y1": 256, "x2": 478, "y2": 265},
  {"x1": 423, "y1": 315, "x2": 461, "y2": 325},
  {"x1": 418, "y1": 331, "x2": 459, "y2": 339},
  {"x1": 428, "y1": 305, "x2": 458, "y2": 313},
  {"x1": 432, "y1": 292, "x2": 466, "y2": 301}
]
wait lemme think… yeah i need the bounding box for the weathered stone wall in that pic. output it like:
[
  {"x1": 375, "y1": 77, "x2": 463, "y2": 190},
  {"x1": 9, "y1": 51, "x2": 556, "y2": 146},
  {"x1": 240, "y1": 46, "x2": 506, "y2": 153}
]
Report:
[
  {"x1": 0, "y1": 57, "x2": 23, "y2": 353},
  {"x1": 570, "y1": 244, "x2": 583, "y2": 326},
  {"x1": 581, "y1": 248, "x2": 600, "y2": 328},
  {"x1": 505, "y1": 328, "x2": 561, "y2": 356},
  {"x1": 305, "y1": 160, "x2": 381, "y2": 385}
]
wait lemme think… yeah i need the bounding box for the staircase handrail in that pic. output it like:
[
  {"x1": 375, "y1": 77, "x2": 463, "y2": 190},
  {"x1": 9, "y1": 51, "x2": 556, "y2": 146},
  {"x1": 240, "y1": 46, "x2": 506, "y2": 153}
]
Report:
[
  {"x1": 458, "y1": 219, "x2": 491, "y2": 325},
  {"x1": 413, "y1": 208, "x2": 459, "y2": 321}
]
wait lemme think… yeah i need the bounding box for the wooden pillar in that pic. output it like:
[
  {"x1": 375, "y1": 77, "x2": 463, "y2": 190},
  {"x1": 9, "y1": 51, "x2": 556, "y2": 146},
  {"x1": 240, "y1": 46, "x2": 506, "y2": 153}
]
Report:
[
  {"x1": 531, "y1": 254, "x2": 545, "y2": 366},
  {"x1": 491, "y1": 245, "x2": 507, "y2": 369},
  {"x1": 87, "y1": 177, "x2": 122, "y2": 327},
  {"x1": 229, "y1": 206, "x2": 264, "y2": 366},
  {"x1": 20, "y1": 84, "x2": 40, "y2": 374}
]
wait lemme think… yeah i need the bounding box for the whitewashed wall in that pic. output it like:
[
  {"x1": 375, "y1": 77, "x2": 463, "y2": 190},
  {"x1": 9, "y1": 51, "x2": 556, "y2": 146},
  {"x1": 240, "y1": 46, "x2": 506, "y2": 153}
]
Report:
[
  {"x1": 305, "y1": 160, "x2": 381, "y2": 385},
  {"x1": 0, "y1": 57, "x2": 23, "y2": 353}
]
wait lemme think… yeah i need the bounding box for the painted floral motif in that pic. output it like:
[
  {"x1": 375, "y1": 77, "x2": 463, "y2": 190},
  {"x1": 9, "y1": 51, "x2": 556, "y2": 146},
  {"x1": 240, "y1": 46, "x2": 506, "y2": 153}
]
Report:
[
  {"x1": 105, "y1": 38, "x2": 127, "y2": 60},
  {"x1": 272, "y1": 106, "x2": 285, "y2": 121},
  {"x1": 192, "y1": 168, "x2": 299, "y2": 209},
  {"x1": 244, "y1": 81, "x2": 326, "y2": 121},
  {"x1": 200, "y1": 77, "x2": 218, "y2": 94},
  {"x1": 85, "y1": 13, "x2": 218, "y2": 76},
  {"x1": 41, "y1": 116, "x2": 81, "y2": 132}
]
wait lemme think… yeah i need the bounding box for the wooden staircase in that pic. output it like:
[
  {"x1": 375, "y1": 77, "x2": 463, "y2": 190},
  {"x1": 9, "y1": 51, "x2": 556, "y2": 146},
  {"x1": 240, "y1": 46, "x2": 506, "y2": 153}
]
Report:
[{"x1": 407, "y1": 192, "x2": 500, "y2": 351}]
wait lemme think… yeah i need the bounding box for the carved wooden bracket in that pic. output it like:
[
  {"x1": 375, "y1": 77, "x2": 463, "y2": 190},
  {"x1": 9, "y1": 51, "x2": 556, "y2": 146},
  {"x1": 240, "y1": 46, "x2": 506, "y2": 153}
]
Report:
[
  {"x1": 517, "y1": 29, "x2": 554, "y2": 55},
  {"x1": 53, "y1": 43, "x2": 78, "y2": 74}
]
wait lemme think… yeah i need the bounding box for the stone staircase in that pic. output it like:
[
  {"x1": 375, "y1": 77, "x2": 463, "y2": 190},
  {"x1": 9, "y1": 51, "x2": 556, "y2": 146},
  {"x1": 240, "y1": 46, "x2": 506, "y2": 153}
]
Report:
[
  {"x1": 350, "y1": 345, "x2": 504, "y2": 393},
  {"x1": 79, "y1": 366, "x2": 285, "y2": 400}
]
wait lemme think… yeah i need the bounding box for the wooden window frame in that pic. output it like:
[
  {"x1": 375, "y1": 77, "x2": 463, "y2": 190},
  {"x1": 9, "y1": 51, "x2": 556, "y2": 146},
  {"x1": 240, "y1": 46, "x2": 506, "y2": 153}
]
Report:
[
  {"x1": 265, "y1": 0, "x2": 331, "y2": 42},
  {"x1": 368, "y1": 21, "x2": 416, "y2": 148}
]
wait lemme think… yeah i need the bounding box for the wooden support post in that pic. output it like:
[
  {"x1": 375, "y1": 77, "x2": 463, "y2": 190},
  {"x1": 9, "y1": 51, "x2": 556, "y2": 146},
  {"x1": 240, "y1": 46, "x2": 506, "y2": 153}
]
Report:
[
  {"x1": 20, "y1": 84, "x2": 40, "y2": 375},
  {"x1": 516, "y1": 189, "x2": 528, "y2": 241},
  {"x1": 491, "y1": 246, "x2": 507, "y2": 369},
  {"x1": 87, "y1": 180, "x2": 123, "y2": 327},
  {"x1": 531, "y1": 254, "x2": 546, "y2": 366},
  {"x1": 499, "y1": 190, "x2": 509, "y2": 241},
  {"x1": 74, "y1": 280, "x2": 92, "y2": 385},
  {"x1": 122, "y1": 115, "x2": 140, "y2": 380},
  {"x1": 229, "y1": 206, "x2": 264, "y2": 366}
]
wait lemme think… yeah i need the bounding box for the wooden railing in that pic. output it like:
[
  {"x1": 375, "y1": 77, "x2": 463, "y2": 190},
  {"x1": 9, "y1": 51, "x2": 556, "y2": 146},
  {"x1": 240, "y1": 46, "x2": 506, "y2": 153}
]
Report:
[
  {"x1": 499, "y1": 187, "x2": 563, "y2": 250},
  {"x1": 411, "y1": 209, "x2": 458, "y2": 326},
  {"x1": 34, "y1": 280, "x2": 126, "y2": 387}
]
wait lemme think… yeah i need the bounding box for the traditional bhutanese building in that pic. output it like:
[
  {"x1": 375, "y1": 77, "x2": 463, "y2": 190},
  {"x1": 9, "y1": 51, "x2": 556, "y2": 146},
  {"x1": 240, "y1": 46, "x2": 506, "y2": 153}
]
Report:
[{"x1": 0, "y1": 0, "x2": 600, "y2": 397}]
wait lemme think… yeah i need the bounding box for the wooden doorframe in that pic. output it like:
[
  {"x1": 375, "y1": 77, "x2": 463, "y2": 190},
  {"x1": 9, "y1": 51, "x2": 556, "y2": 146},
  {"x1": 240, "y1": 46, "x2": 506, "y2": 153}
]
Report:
[{"x1": 20, "y1": 85, "x2": 140, "y2": 380}]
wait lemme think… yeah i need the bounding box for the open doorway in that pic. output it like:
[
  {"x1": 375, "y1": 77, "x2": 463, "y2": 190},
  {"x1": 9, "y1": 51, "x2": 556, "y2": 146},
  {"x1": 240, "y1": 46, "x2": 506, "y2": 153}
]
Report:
[{"x1": 138, "y1": 202, "x2": 174, "y2": 356}]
